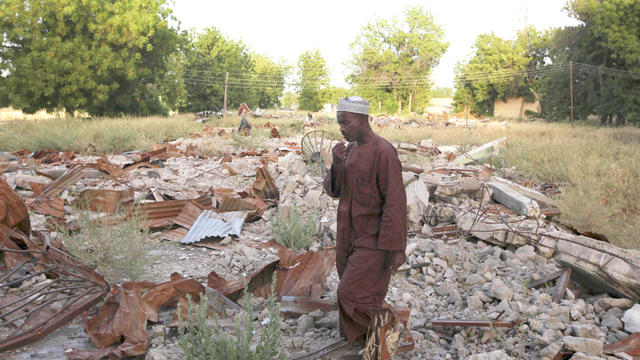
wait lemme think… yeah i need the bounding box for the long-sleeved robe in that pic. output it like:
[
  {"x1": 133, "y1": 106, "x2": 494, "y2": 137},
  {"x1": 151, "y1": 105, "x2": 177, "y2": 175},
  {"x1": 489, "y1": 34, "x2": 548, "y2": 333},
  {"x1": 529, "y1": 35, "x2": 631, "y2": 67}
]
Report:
[{"x1": 323, "y1": 135, "x2": 407, "y2": 343}]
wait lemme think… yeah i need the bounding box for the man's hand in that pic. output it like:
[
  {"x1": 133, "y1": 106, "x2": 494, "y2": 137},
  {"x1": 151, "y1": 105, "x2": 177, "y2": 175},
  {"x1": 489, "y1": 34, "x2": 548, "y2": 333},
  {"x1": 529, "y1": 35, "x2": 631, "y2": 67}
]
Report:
[
  {"x1": 383, "y1": 250, "x2": 406, "y2": 271},
  {"x1": 332, "y1": 141, "x2": 347, "y2": 166}
]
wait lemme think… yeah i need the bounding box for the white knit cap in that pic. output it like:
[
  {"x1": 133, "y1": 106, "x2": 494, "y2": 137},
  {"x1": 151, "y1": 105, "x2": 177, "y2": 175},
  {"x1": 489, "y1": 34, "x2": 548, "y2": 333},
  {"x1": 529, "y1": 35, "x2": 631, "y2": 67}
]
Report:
[{"x1": 337, "y1": 96, "x2": 369, "y2": 115}]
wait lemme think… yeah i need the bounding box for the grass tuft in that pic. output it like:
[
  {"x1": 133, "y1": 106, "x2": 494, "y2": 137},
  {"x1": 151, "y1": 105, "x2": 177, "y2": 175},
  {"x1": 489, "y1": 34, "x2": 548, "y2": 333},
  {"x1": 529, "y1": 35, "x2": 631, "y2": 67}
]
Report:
[
  {"x1": 58, "y1": 209, "x2": 154, "y2": 283},
  {"x1": 0, "y1": 114, "x2": 201, "y2": 154},
  {"x1": 178, "y1": 280, "x2": 284, "y2": 360},
  {"x1": 271, "y1": 206, "x2": 318, "y2": 251}
]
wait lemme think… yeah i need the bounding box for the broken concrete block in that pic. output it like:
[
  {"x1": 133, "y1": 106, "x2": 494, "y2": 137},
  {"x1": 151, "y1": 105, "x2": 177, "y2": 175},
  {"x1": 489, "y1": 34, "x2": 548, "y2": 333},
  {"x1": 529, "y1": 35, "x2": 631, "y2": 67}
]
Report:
[
  {"x1": 406, "y1": 180, "x2": 430, "y2": 225},
  {"x1": 539, "y1": 231, "x2": 640, "y2": 299},
  {"x1": 453, "y1": 137, "x2": 506, "y2": 165},
  {"x1": 559, "y1": 336, "x2": 603, "y2": 356},
  {"x1": 434, "y1": 177, "x2": 481, "y2": 198},
  {"x1": 488, "y1": 181, "x2": 540, "y2": 217},
  {"x1": 622, "y1": 304, "x2": 640, "y2": 333},
  {"x1": 491, "y1": 176, "x2": 559, "y2": 209}
]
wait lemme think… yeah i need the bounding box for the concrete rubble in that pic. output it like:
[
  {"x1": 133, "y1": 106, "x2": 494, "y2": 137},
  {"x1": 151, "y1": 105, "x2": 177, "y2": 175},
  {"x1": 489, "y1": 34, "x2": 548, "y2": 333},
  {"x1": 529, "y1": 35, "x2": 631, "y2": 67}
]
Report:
[{"x1": 1, "y1": 131, "x2": 639, "y2": 360}]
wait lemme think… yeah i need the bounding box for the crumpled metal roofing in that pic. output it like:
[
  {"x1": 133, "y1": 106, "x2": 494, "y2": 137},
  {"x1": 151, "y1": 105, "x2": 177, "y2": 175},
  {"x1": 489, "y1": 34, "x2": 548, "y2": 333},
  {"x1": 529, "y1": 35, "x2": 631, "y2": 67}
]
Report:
[{"x1": 181, "y1": 210, "x2": 245, "y2": 244}]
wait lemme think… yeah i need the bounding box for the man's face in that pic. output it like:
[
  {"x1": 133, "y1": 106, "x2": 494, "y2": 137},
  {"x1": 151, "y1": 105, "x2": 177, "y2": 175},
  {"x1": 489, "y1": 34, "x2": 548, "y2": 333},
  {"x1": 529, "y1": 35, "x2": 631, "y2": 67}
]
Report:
[{"x1": 337, "y1": 112, "x2": 364, "y2": 142}]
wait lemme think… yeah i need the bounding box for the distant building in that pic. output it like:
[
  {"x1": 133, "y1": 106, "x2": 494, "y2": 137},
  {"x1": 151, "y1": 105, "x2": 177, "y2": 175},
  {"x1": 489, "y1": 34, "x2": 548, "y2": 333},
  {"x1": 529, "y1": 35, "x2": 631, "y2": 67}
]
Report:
[
  {"x1": 323, "y1": 103, "x2": 336, "y2": 113},
  {"x1": 425, "y1": 98, "x2": 454, "y2": 114},
  {"x1": 493, "y1": 97, "x2": 541, "y2": 118}
]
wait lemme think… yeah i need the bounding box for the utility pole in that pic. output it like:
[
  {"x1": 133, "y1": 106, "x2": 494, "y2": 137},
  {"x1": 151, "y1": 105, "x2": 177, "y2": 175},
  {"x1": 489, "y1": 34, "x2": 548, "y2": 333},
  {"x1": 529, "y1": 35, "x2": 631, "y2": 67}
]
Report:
[
  {"x1": 465, "y1": 96, "x2": 469, "y2": 129},
  {"x1": 223, "y1": 72, "x2": 229, "y2": 119},
  {"x1": 569, "y1": 61, "x2": 574, "y2": 128}
]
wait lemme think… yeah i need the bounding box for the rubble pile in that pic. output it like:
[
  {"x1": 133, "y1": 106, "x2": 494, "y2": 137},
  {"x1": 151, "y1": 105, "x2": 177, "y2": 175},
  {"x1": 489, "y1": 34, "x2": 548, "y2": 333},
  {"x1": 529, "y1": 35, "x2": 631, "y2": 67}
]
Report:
[{"x1": 1, "y1": 129, "x2": 639, "y2": 360}]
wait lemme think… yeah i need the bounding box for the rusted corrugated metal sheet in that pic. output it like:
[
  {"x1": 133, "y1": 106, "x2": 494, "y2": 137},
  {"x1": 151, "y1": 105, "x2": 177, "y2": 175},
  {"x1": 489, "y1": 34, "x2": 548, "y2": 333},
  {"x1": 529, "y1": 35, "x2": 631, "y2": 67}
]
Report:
[
  {"x1": 181, "y1": 210, "x2": 246, "y2": 244},
  {"x1": 74, "y1": 189, "x2": 134, "y2": 213},
  {"x1": 171, "y1": 201, "x2": 205, "y2": 229},
  {"x1": 604, "y1": 332, "x2": 640, "y2": 356},
  {"x1": 133, "y1": 196, "x2": 213, "y2": 220},
  {"x1": 0, "y1": 226, "x2": 109, "y2": 352}
]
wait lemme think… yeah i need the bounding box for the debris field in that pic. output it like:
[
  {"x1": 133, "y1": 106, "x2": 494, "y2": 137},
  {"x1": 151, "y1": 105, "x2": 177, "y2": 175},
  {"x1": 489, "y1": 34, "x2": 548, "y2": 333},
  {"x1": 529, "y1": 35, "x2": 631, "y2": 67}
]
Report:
[{"x1": 1, "y1": 123, "x2": 639, "y2": 360}]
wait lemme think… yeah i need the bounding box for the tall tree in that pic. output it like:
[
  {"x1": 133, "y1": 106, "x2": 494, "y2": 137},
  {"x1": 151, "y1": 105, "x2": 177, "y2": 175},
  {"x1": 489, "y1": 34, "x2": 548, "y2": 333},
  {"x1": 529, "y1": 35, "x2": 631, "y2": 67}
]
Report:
[
  {"x1": 0, "y1": 0, "x2": 179, "y2": 116},
  {"x1": 296, "y1": 49, "x2": 329, "y2": 112},
  {"x1": 349, "y1": 6, "x2": 448, "y2": 114},
  {"x1": 181, "y1": 28, "x2": 253, "y2": 112},
  {"x1": 251, "y1": 54, "x2": 289, "y2": 109},
  {"x1": 453, "y1": 29, "x2": 548, "y2": 116}
]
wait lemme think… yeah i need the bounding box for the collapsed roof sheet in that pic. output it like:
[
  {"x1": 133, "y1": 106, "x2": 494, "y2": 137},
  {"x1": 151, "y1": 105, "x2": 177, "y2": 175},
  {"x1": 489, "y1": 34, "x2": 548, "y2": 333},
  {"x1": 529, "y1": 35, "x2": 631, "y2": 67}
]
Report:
[{"x1": 181, "y1": 210, "x2": 246, "y2": 244}]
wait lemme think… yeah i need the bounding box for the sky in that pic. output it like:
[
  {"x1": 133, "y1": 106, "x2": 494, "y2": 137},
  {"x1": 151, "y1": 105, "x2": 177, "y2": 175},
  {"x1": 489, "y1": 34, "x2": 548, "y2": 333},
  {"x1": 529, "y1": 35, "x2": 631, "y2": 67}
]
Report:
[{"x1": 171, "y1": 0, "x2": 581, "y2": 89}]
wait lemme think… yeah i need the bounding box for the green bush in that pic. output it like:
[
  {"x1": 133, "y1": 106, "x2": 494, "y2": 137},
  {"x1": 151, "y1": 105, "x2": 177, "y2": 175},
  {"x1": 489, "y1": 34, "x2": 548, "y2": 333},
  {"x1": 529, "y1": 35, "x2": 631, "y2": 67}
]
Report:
[
  {"x1": 58, "y1": 209, "x2": 154, "y2": 283},
  {"x1": 178, "y1": 283, "x2": 284, "y2": 360},
  {"x1": 271, "y1": 206, "x2": 318, "y2": 250}
]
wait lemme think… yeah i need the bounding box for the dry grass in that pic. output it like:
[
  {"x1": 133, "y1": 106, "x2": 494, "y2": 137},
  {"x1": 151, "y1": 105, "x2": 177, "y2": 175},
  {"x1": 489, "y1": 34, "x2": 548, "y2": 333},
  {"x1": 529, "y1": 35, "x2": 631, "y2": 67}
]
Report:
[
  {"x1": 2, "y1": 110, "x2": 637, "y2": 249},
  {"x1": 321, "y1": 120, "x2": 640, "y2": 248},
  {"x1": 0, "y1": 114, "x2": 202, "y2": 154}
]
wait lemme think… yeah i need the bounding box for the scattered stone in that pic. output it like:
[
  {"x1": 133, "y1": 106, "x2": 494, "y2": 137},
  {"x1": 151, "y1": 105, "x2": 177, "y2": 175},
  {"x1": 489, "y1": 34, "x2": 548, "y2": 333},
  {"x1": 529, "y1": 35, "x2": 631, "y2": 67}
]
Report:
[
  {"x1": 600, "y1": 314, "x2": 623, "y2": 330},
  {"x1": 489, "y1": 278, "x2": 514, "y2": 302},
  {"x1": 515, "y1": 245, "x2": 536, "y2": 262},
  {"x1": 622, "y1": 304, "x2": 640, "y2": 333},
  {"x1": 559, "y1": 336, "x2": 603, "y2": 356},
  {"x1": 468, "y1": 350, "x2": 509, "y2": 360},
  {"x1": 297, "y1": 314, "x2": 315, "y2": 334}
]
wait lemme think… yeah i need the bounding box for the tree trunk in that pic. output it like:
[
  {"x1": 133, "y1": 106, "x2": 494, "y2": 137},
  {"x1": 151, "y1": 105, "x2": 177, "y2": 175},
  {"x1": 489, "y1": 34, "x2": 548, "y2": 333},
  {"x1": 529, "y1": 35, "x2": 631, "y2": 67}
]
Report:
[
  {"x1": 408, "y1": 92, "x2": 413, "y2": 114},
  {"x1": 397, "y1": 99, "x2": 402, "y2": 115},
  {"x1": 378, "y1": 100, "x2": 381, "y2": 111}
]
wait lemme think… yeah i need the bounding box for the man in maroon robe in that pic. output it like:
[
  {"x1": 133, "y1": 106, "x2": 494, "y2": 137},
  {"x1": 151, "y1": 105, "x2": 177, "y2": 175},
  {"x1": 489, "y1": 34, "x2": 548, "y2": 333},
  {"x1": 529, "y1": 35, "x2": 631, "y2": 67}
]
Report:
[{"x1": 323, "y1": 96, "x2": 407, "y2": 350}]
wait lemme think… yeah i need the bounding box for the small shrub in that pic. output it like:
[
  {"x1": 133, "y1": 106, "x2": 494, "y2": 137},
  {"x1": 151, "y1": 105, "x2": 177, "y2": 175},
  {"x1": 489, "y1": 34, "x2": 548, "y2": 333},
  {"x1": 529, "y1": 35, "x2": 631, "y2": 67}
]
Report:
[
  {"x1": 271, "y1": 206, "x2": 318, "y2": 250},
  {"x1": 178, "y1": 282, "x2": 284, "y2": 360},
  {"x1": 58, "y1": 209, "x2": 154, "y2": 283},
  {"x1": 231, "y1": 130, "x2": 267, "y2": 150}
]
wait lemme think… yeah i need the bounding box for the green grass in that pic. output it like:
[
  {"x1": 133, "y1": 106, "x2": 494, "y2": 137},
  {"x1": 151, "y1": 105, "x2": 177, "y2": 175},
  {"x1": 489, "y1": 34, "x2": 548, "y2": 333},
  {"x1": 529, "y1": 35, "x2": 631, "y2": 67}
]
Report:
[
  {"x1": 0, "y1": 114, "x2": 202, "y2": 154},
  {"x1": 58, "y1": 208, "x2": 155, "y2": 283}
]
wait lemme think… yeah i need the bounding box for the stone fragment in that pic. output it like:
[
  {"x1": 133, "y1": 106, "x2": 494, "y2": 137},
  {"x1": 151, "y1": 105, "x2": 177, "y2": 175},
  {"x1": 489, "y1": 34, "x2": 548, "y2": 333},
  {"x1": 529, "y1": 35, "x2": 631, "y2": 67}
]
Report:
[
  {"x1": 515, "y1": 245, "x2": 536, "y2": 262},
  {"x1": 297, "y1": 314, "x2": 315, "y2": 334},
  {"x1": 467, "y1": 296, "x2": 483, "y2": 311},
  {"x1": 545, "y1": 317, "x2": 567, "y2": 330},
  {"x1": 596, "y1": 297, "x2": 634, "y2": 310},
  {"x1": 468, "y1": 350, "x2": 509, "y2": 360},
  {"x1": 489, "y1": 278, "x2": 513, "y2": 302},
  {"x1": 465, "y1": 274, "x2": 485, "y2": 286},
  {"x1": 568, "y1": 352, "x2": 606, "y2": 360},
  {"x1": 600, "y1": 314, "x2": 623, "y2": 330},
  {"x1": 559, "y1": 336, "x2": 603, "y2": 356},
  {"x1": 622, "y1": 304, "x2": 640, "y2": 333},
  {"x1": 570, "y1": 324, "x2": 600, "y2": 339},
  {"x1": 145, "y1": 349, "x2": 168, "y2": 360}
]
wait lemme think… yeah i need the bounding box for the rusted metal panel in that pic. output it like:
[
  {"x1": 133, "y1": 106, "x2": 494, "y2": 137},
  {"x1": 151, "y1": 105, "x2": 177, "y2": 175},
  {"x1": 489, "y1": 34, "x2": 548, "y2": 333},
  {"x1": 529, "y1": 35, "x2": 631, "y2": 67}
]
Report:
[
  {"x1": 36, "y1": 164, "x2": 84, "y2": 199},
  {"x1": 181, "y1": 210, "x2": 245, "y2": 244},
  {"x1": 74, "y1": 189, "x2": 134, "y2": 213},
  {"x1": 253, "y1": 166, "x2": 279, "y2": 200},
  {"x1": 0, "y1": 226, "x2": 109, "y2": 353},
  {"x1": 133, "y1": 196, "x2": 213, "y2": 220},
  {"x1": 604, "y1": 332, "x2": 640, "y2": 356},
  {"x1": 0, "y1": 176, "x2": 31, "y2": 235},
  {"x1": 171, "y1": 201, "x2": 205, "y2": 229},
  {"x1": 26, "y1": 196, "x2": 65, "y2": 217}
]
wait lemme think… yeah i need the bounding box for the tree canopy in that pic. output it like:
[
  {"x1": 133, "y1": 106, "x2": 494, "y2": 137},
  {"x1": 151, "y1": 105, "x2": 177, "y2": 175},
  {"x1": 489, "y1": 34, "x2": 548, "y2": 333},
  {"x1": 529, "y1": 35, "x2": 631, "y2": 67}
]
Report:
[
  {"x1": 296, "y1": 49, "x2": 329, "y2": 112},
  {"x1": 349, "y1": 6, "x2": 448, "y2": 114},
  {"x1": 0, "y1": 0, "x2": 180, "y2": 116},
  {"x1": 455, "y1": 0, "x2": 640, "y2": 125}
]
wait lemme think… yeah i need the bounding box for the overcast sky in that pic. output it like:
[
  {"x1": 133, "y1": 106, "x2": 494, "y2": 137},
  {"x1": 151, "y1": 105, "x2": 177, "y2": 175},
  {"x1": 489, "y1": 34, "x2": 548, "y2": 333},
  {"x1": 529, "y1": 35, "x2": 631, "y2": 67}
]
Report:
[{"x1": 171, "y1": 0, "x2": 580, "y2": 88}]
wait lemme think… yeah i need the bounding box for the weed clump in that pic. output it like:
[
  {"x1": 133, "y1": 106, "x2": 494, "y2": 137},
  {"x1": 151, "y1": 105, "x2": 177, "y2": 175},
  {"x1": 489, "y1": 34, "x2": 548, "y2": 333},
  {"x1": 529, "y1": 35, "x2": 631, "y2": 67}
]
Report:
[
  {"x1": 271, "y1": 206, "x2": 318, "y2": 250},
  {"x1": 178, "y1": 284, "x2": 284, "y2": 360},
  {"x1": 58, "y1": 210, "x2": 154, "y2": 283}
]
